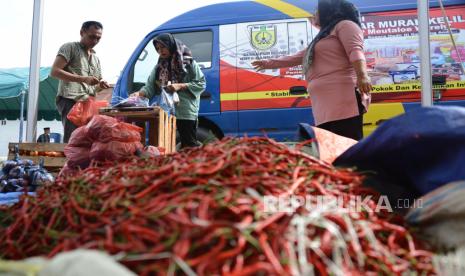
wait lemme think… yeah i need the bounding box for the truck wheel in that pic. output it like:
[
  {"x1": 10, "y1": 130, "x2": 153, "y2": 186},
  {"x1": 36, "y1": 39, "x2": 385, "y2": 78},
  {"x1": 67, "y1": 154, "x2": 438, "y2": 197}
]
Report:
[
  {"x1": 196, "y1": 127, "x2": 218, "y2": 145},
  {"x1": 175, "y1": 127, "x2": 218, "y2": 150}
]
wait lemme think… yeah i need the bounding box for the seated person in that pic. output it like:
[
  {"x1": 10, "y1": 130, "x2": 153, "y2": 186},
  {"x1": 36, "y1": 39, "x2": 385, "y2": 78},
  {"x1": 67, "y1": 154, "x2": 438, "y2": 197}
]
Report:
[{"x1": 37, "y1": 127, "x2": 51, "y2": 143}]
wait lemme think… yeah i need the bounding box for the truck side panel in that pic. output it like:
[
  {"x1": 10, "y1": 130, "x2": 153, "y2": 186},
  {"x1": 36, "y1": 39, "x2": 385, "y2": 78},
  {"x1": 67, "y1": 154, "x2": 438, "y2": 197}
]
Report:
[
  {"x1": 363, "y1": 5, "x2": 465, "y2": 135},
  {"x1": 219, "y1": 18, "x2": 314, "y2": 140}
]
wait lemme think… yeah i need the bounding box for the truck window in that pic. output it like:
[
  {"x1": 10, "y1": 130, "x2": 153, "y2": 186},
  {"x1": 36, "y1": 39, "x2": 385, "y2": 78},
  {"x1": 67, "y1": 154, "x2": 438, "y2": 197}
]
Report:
[
  {"x1": 173, "y1": 31, "x2": 213, "y2": 69},
  {"x1": 133, "y1": 43, "x2": 158, "y2": 86},
  {"x1": 288, "y1": 21, "x2": 309, "y2": 55},
  {"x1": 132, "y1": 31, "x2": 213, "y2": 91}
]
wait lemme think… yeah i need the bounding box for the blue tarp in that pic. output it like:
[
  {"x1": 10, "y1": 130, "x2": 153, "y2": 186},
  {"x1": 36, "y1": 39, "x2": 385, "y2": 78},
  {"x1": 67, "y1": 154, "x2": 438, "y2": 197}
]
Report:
[
  {"x1": 0, "y1": 67, "x2": 60, "y2": 120},
  {"x1": 0, "y1": 67, "x2": 51, "y2": 98},
  {"x1": 334, "y1": 106, "x2": 465, "y2": 197},
  {"x1": 0, "y1": 192, "x2": 36, "y2": 206}
]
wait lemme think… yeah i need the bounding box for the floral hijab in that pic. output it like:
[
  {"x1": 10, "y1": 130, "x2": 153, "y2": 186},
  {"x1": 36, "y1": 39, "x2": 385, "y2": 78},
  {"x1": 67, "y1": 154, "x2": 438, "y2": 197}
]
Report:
[{"x1": 153, "y1": 33, "x2": 193, "y2": 86}]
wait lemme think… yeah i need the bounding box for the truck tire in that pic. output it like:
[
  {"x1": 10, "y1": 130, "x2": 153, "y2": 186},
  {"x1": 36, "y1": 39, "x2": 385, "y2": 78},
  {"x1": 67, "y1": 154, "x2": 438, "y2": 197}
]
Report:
[
  {"x1": 196, "y1": 127, "x2": 218, "y2": 145},
  {"x1": 175, "y1": 127, "x2": 218, "y2": 150}
]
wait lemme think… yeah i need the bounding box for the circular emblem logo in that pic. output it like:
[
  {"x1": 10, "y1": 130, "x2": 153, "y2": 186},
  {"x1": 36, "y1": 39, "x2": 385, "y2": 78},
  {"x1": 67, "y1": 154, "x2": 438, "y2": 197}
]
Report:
[{"x1": 250, "y1": 24, "x2": 277, "y2": 51}]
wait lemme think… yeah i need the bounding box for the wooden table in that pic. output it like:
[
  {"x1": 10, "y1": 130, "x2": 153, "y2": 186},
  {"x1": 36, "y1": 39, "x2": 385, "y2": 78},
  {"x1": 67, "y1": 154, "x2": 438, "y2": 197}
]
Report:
[
  {"x1": 99, "y1": 106, "x2": 176, "y2": 153},
  {"x1": 8, "y1": 143, "x2": 67, "y2": 173}
]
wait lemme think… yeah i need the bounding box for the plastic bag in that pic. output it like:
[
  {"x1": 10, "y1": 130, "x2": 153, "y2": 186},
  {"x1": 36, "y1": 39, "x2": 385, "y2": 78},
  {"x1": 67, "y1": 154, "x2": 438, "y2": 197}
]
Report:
[
  {"x1": 158, "y1": 88, "x2": 175, "y2": 116},
  {"x1": 173, "y1": 92, "x2": 180, "y2": 104},
  {"x1": 356, "y1": 88, "x2": 371, "y2": 114},
  {"x1": 136, "y1": 145, "x2": 163, "y2": 158},
  {"x1": 38, "y1": 249, "x2": 137, "y2": 276},
  {"x1": 67, "y1": 97, "x2": 109, "y2": 126},
  {"x1": 406, "y1": 180, "x2": 465, "y2": 250},
  {"x1": 113, "y1": 95, "x2": 149, "y2": 108}
]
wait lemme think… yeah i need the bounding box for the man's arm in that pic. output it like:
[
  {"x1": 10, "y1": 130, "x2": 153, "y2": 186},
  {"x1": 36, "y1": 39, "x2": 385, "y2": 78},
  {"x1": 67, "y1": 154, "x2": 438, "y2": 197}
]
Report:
[{"x1": 50, "y1": 55, "x2": 100, "y2": 85}]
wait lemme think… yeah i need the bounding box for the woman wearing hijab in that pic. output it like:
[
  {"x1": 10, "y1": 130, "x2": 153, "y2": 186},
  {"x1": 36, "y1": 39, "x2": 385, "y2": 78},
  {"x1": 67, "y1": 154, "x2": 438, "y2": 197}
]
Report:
[
  {"x1": 252, "y1": 0, "x2": 372, "y2": 140},
  {"x1": 132, "y1": 33, "x2": 206, "y2": 148}
]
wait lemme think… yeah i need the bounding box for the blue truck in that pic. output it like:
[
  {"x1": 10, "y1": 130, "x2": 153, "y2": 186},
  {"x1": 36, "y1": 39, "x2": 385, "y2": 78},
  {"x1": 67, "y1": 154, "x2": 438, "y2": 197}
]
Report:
[{"x1": 112, "y1": 0, "x2": 465, "y2": 142}]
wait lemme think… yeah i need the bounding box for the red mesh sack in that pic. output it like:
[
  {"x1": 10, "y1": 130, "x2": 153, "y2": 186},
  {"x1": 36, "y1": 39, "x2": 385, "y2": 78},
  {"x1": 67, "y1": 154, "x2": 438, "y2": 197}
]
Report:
[
  {"x1": 64, "y1": 146, "x2": 91, "y2": 169},
  {"x1": 90, "y1": 141, "x2": 143, "y2": 161},
  {"x1": 97, "y1": 121, "x2": 143, "y2": 143},
  {"x1": 85, "y1": 115, "x2": 118, "y2": 141},
  {"x1": 67, "y1": 126, "x2": 93, "y2": 148},
  {"x1": 312, "y1": 127, "x2": 357, "y2": 164},
  {"x1": 58, "y1": 162, "x2": 78, "y2": 179}
]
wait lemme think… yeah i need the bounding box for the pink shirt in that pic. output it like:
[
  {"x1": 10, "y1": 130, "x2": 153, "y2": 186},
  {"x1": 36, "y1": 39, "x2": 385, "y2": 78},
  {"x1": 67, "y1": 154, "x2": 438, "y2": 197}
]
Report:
[{"x1": 263, "y1": 20, "x2": 365, "y2": 125}]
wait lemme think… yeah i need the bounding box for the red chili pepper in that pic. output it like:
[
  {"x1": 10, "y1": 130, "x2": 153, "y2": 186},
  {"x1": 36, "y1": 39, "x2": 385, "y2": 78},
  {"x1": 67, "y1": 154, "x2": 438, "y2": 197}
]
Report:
[
  {"x1": 254, "y1": 212, "x2": 286, "y2": 232},
  {"x1": 325, "y1": 214, "x2": 348, "y2": 232},
  {"x1": 320, "y1": 229, "x2": 333, "y2": 256},
  {"x1": 228, "y1": 261, "x2": 275, "y2": 276},
  {"x1": 187, "y1": 236, "x2": 226, "y2": 266},
  {"x1": 173, "y1": 236, "x2": 190, "y2": 258},
  {"x1": 216, "y1": 235, "x2": 246, "y2": 261},
  {"x1": 0, "y1": 137, "x2": 435, "y2": 275},
  {"x1": 258, "y1": 233, "x2": 284, "y2": 274},
  {"x1": 196, "y1": 158, "x2": 225, "y2": 175},
  {"x1": 133, "y1": 176, "x2": 169, "y2": 199},
  {"x1": 311, "y1": 253, "x2": 329, "y2": 276}
]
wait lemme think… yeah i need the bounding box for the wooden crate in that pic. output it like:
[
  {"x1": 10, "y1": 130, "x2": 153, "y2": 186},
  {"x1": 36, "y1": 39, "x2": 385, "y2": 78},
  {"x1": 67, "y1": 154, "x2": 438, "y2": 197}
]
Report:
[
  {"x1": 7, "y1": 143, "x2": 67, "y2": 172},
  {"x1": 99, "y1": 106, "x2": 177, "y2": 153}
]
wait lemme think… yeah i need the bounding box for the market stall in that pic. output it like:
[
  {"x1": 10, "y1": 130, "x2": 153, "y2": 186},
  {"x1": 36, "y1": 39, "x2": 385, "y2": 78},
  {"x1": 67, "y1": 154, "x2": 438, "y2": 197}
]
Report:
[
  {"x1": 99, "y1": 106, "x2": 176, "y2": 154},
  {"x1": 0, "y1": 135, "x2": 451, "y2": 275}
]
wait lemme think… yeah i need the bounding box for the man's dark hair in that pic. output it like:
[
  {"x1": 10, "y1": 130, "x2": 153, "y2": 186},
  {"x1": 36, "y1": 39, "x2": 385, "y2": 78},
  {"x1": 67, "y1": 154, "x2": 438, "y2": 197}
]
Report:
[{"x1": 81, "y1": 21, "x2": 103, "y2": 31}]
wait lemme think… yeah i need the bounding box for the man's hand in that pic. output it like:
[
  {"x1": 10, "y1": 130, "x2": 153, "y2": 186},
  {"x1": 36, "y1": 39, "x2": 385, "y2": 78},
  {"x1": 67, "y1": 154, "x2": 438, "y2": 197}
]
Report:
[
  {"x1": 83, "y1": 76, "x2": 100, "y2": 85},
  {"x1": 166, "y1": 83, "x2": 185, "y2": 93},
  {"x1": 129, "y1": 91, "x2": 146, "y2": 98},
  {"x1": 99, "y1": 80, "x2": 110, "y2": 89}
]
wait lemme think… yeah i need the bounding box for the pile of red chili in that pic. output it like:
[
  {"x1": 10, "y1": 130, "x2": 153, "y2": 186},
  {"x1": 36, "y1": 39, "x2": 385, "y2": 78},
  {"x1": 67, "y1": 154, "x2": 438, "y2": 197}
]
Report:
[{"x1": 0, "y1": 137, "x2": 434, "y2": 275}]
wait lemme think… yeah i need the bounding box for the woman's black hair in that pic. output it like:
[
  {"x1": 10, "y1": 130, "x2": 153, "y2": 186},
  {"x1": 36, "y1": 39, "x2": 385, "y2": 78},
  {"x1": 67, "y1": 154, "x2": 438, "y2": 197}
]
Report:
[
  {"x1": 318, "y1": 0, "x2": 361, "y2": 29},
  {"x1": 302, "y1": 0, "x2": 361, "y2": 75}
]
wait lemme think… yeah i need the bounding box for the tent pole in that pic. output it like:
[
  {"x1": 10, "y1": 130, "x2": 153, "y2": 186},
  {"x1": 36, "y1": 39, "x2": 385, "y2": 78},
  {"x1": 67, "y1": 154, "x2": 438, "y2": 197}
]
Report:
[
  {"x1": 418, "y1": 0, "x2": 433, "y2": 106},
  {"x1": 26, "y1": 0, "x2": 45, "y2": 142},
  {"x1": 19, "y1": 90, "x2": 26, "y2": 143}
]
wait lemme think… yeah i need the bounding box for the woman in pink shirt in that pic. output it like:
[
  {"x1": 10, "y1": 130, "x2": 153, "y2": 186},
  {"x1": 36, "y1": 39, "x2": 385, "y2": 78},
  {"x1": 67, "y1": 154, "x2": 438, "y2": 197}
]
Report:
[{"x1": 252, "y1": 0, "x2": 372, "y2": 140}]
